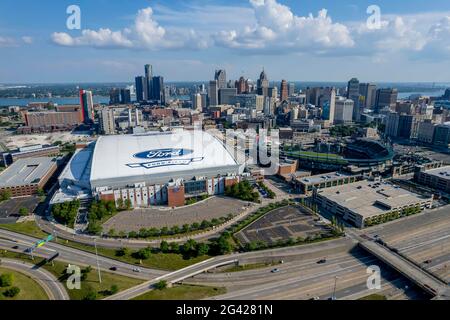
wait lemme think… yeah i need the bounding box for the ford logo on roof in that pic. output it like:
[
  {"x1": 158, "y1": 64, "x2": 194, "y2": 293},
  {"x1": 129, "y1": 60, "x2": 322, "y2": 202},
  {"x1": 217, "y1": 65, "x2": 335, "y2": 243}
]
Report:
[{"x1": 133, "y1": 148, "x2": 193, "y2": 160}]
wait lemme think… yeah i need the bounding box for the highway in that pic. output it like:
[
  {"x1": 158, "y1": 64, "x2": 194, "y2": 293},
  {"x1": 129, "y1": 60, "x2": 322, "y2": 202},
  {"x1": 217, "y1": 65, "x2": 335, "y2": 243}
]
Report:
[
  {"x1": 105, "y1": 238, "x2": 355, "y2": 300},
  {"x1": 188, "y1": 250, "x2": 427, "y2": 300},
  {"x1": 0, "y1": 258, "x2": 69, "y2": 300},
  {"x1": 0, "y1": 229, "x2": 166, "y2": 280}
]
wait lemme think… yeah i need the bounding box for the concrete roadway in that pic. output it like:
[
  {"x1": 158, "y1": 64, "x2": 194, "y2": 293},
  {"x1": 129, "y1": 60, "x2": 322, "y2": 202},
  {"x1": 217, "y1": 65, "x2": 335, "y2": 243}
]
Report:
[
  {"x1": 188, "y1": 250, "x2": 426, "y2": 300},
  {"x1": 0, "y1": 258, "x2": 69, "y2": 300},
  {"x1": 0, "y1": 229, "x2": 166, "y2": 280}
]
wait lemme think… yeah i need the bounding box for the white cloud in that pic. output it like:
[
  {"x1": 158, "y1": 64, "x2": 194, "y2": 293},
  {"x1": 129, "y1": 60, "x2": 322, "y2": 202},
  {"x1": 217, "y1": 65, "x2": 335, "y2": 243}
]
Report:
[
  {"x1": 51, "y1": 7, "x2": 206, "y2": 50},
  {"x1": 213, "y1": 0, "x2": 354, "y2": 53},
  {"x1": 0, "y1": 36, "x2": 17, "y2": 47},
  {"x1": 21, "y1": 36, "x2": 33, "y2": 44}
]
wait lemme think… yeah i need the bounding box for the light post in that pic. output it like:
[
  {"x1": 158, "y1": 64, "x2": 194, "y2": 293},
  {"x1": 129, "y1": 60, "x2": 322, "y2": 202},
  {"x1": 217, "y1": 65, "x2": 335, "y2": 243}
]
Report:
[
  {"x1": 332, "y1": 276, "x2": 339, "y2": 300},
  {"x1": 94, "y1": 238, "x2": 102, "y2": 283}
]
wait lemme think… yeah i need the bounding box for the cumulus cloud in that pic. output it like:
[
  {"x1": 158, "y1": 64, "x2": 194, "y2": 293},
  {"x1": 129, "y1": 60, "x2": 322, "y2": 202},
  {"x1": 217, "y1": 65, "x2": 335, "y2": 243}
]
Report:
[
  {"x1": 0, "y1": 36, "x2": 17, "y2": 47},
  {"x1": 51, "y1": 7, "x2": 206, "y2": 50},
  {"x1": 214, "y1": 0, "x2": 354, "y2": 52}
]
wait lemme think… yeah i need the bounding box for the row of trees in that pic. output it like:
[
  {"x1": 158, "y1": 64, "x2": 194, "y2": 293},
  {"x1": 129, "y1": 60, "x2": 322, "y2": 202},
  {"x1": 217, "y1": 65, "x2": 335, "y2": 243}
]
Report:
[
  {"x1": 329, "y1": 125, "x2": 358, "y2": 137},
  {"x1": 52, "y1": 200, "x2": 80, "y2": 227},
  {"x1": 87, "y1": 200, "x2": 120, "y2": 235},
  {"x1": 225, "y1": 181, "x2": 260, "y2": 203},
  {"x1": 243, "y1": 233, "x2": 335, "y2": 252},
  {"x1": 364, "y1": 206, "x2": 421, "y2": 227},
  {"x1": 257, "y1": 182, "x2": 276, "y2": 199}
]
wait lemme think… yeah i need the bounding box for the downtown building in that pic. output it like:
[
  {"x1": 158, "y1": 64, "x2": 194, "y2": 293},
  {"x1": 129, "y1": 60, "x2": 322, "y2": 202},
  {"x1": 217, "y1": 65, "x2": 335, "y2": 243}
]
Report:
[{"x1": 56, "y1": 130, "x2": 243, "y2": 208}]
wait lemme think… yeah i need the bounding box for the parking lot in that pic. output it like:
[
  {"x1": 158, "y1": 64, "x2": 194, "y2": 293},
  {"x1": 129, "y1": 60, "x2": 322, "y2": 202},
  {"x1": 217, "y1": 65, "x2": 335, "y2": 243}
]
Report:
[
  {"x1": 0, "y1": 196, "x2": 40, "y2": 218},
  {"x1": 235, "y1": 205, "x2": 334, "y2": 246},
  {"x1": 102, "y1": 196, "x2": 252, "y2": 232}
]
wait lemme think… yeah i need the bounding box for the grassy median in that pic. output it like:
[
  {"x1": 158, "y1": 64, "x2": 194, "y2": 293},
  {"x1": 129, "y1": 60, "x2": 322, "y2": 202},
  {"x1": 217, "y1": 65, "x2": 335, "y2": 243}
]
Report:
[
  {"x1": 0, "y1": 267, "x2": 49, "y2": 300},
  {"x1": 0, "y1": 250, "x2": 142, "y2": 300},
  {"x1": 132, "y1": 284, "x2": 226, "y2": 300}
]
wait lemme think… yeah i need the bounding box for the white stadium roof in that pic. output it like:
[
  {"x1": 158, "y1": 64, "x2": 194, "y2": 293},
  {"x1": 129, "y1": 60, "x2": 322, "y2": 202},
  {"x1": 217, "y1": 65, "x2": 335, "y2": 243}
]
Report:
[{"x1": 90, "y1": 130, "x2": 241, "y2": 188}]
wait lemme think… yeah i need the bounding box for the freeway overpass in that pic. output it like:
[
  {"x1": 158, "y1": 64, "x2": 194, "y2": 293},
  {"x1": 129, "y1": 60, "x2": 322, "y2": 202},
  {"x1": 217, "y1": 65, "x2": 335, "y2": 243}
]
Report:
[
  {"x1": 104, "y1": 257, "x2": 239, "y2": 300},
  {"x1": 359, "y1": 241, "x2": 450, "y2": 299}
]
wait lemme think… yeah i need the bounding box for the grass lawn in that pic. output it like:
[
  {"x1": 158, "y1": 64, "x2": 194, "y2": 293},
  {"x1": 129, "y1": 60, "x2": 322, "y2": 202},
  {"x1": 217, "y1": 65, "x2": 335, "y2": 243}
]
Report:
[
  {"x1": 221, "y1": 262, "x2": 280, "y2": 273},
  {"x1": 132, "y1": 284, "x2": 226, "y2": 300},
  {"x1": 358, "y1": 294, "x2": 387, "y2": 300},
  {"x1": 55, "y1": 239, "x2": 211, "y2": 271},
  {"x1": 0, "y1": 251, "x2": 142, "y2": 300},
  {"x1": 0, "y1": 221, "x2": 48, "y2": 238},
  {"x1": 0, "y1": 221, "x2": 211, "y2": 271},
  {"x1": 0, "y1": 267, "x2": 49, "y2": 300}
]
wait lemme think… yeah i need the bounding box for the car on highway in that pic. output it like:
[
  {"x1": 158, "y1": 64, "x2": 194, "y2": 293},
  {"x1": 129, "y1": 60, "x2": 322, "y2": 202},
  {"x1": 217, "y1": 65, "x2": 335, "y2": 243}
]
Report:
[
  {"x1": 317, "y1": 259, "x2": 327, "y2": 264},
  {"x1": 310, "y1": 296, "x2": 320, "y2": 300},
  {"x1": 271, "y1": 268, "x2": 280, "y2": 273},
  {"x1": 133, "y1": 268, "x2": 141, "y2": 273},
  {"x1": 423, "y1": 259, "x2": 432, "y2": 264},
  {"x1": 12, "y1": 245, "x2": 19, "y2": 250},
  {"x1": 109, "y1": 266, "x2": 118, "y2": 271}
]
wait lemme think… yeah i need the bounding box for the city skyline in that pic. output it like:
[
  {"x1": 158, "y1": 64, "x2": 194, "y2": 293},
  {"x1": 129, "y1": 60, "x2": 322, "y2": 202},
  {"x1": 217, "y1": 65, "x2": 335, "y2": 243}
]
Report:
[{"x1": 1, "y1": 0, "x2": 450, "y2": 83}]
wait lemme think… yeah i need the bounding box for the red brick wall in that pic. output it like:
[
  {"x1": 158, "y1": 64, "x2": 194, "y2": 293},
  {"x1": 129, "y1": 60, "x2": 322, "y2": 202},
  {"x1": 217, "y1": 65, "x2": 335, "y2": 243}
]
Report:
[
  {"x1": 99, "y1": 192, "x2": 115, "y2": 202},
  {"x1": 167, "y1": 185, "x2": 185, "y2": 207}
]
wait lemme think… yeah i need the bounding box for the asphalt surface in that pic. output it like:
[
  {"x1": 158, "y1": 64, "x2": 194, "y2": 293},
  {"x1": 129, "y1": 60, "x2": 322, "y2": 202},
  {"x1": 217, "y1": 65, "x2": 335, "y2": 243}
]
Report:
[
  {"x1": 0, "y1": 258, "x2": 69, "y2": 300},
  {"x1": 0, "y1": 229, "x2": 166, "y2": 280}
]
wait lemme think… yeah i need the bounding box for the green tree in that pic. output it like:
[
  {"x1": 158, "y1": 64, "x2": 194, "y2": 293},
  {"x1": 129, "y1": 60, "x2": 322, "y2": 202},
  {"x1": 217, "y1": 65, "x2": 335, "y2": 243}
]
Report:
[
  {"x1": 110, "y1": 284, "x2": 119, "y2": 295},
  {"x1": 3, "y1": 286, "x2": 20, "y2": 298},
  {"x1": 83, "y1": 290, "x2": 97, "y2": 300},
  {"x1": 196, "y1": 243, "x2": 210, "y2": 256},
  {"x1": 160, "y1": 240, "x2": 170, "y2": 253},
  {"x1": 0, "y1": 190, "x2": 12, "y2": 202},
  {"x1": 18, "y1": 207, "x2": 28, "y2": 216},
  {"x1": 0, "y1": 273, "x2": 14, "y2": 287},
  {"x1": 154, "y1": 280, "x2": 167, "y2": 290},
  {"x1": 115, "y1": 247, "x2": 129, "y2": 257}
]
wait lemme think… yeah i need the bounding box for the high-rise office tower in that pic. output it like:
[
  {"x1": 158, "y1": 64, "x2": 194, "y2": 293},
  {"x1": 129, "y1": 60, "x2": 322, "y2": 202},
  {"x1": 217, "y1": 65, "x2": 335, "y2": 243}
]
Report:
[
  {"x1": 208, "y1": 80, "x2": 218, "y2": 106},
  {"x1": 100, "y1": 107, "x2": 115, "y2": 135},
  {"x1": 321, "y1": 87, "x2": 336, "y2": 124},
  {"x1": 288, "y1": 83, "x2": 295, "y2": 96},
  {"x1": 280, "y1": 80, "x2": 289, "y2": 102},
  {"x1": 145, "y1": 64, "x2": 153, "y2": 100},
  {"x1": 334, "y1": 97, "x2": 354, "y2": 124},
  {"x1": 347, "y1": 78, "x2": 361, "y2": 121},
  {"x1": 219, "y1": 88, "x2": 237, "y2": 105},
  {"x1": 79, "y1": 89, "x2": 94, "y2": 123},
  {"x1": 385, "y1": 112, "x2": 400, "y2": 137},
  {"x1": 375, "y1": 88, "x2": 398, "y2": 113},
  {"x1": 192, "y1": 93, "x2": 203, "y2": 111},
  {"x1": 214, "y1": 69, "x2": 227, "y2": 89},
  {"x1": 257, "y1": 69, "x2": 269, "y2": 97},
  {"x1": 109, "y1": 88, "x2": 121, "y2": 105},
  {"x1": 120, "y1": 88, "x2": 131, "y2": 104},
  {"x1": 236, "y1": 77, "x2": 246, "y2": 94},
  {"x1": 152, "y1": 76, "x2": 165, "y2": 105},
  {"x1": 359, "y1": 83, "x2": 377, "y2": 110},
  {"x1": 135, "y1": 76, "x2": 146, "y2": 102}
]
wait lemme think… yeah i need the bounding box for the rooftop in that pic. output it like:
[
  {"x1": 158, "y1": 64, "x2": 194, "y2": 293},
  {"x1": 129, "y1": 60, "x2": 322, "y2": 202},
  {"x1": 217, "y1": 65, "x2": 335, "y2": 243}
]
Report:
[
  {"x1": 422, "y1": 166, "x2": 450, "y2": 180},
  {"x1": 0, "y1": 157, "x2": 57, "y2": 187},
  {"x1": 318, "y1": 180, "x2": 432, "y2": 218},
  {"x1": 299, "y1": 172, "x2": 353, "y2": 185}
]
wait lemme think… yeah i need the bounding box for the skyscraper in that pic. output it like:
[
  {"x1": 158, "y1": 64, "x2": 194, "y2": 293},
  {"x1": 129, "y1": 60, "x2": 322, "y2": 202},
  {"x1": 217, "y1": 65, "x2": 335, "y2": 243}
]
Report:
[
  {"x1": 214, "y1": 69, "x2": 227, "y2": 89},
  {"x1": 152, "y1": 76, "x2": 165, "y2": 105},
  {"x1": 208, "y1": 80, "x2": 218, "y2": 106},
  {"x1": 359, "y1": 83, "x2": 377, "y2": 109},
  {"x1": 236, "y1": 77, "x2": 246, "y2": 94},
  {"x1": 219, "y1": 88, "x2": 237, "y2": 105},
  {"x1": 120, "y1": 88, "x2": 131, "y2": 104},
  {"x1": 145, "y1": 64, "x2": 153, "y2": 100},
  {"x1": 334, "y1": 97, "x2": 354, "y2": 124},
  {"x1": 79, "y1": 89, "x2": 94, "y2": 123},
  {"x1": 288, "y1": 83, "x2": 295, "y2": 96},
  {"x1": 280, "y1": 80, "x2": 289, "y2": 102},
  {"x1": 257, "y1": 69, "x2": 269, "y2": 97},
  {"x1": 347, "y1": 78, "x2": 361, "y2": 121},
  {"x1": 100, "y1": 107, "x2": 115, "y2": 135},
  {"x1": 135, "y1": 76, "x2": 146, "y2": 102},
  {"x1": 109, "y1": 88, "x2": 121, "y2": 105},
  {"x1": 320, "y1": 87, "x2": 336, "y2": 124},
  {"x1": 375, "y1": 88, "x2": 398, "y2": 113}
]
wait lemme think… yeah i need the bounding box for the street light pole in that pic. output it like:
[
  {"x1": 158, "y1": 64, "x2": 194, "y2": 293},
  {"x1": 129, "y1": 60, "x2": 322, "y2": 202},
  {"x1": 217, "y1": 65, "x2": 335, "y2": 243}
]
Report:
[
  {"x1": 94, "y1": 239, "x2": 102, "y2": 283},
  {"x1": 332, "y1": 276, "x2": 339, "y2": 300}
]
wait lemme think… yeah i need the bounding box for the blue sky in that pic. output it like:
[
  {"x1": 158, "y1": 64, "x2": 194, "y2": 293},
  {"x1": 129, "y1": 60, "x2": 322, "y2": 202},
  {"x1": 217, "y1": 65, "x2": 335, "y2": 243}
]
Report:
[{"x1": 1, "y1": 0, "x2": 450, "y2": 83}]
